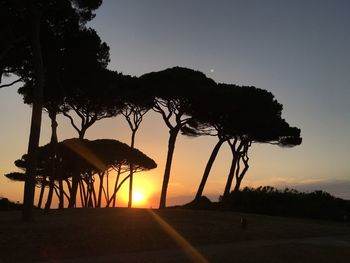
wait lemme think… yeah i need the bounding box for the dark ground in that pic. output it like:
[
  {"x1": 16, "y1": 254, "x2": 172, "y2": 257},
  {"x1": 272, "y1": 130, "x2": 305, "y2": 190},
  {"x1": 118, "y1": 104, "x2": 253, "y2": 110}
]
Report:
[{"x1": 0, "y1": 208, "x2": 349, "y2": 262}]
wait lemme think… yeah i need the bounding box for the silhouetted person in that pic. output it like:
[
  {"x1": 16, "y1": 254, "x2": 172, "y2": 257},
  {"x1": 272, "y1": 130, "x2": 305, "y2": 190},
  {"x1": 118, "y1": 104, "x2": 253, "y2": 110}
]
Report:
[{"x1": 240, "y1": 217, "x2": 247, "y2": 229}]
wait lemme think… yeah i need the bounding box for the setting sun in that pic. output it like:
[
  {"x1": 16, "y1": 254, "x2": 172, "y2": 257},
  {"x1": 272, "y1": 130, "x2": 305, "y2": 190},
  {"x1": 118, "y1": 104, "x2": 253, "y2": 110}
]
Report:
[
  {"x1": 132, "y1": 191, "x2": 145, "y2": 203},
  {"x1": 115, "y1": 173, "x2": 157, "y2": 208}
]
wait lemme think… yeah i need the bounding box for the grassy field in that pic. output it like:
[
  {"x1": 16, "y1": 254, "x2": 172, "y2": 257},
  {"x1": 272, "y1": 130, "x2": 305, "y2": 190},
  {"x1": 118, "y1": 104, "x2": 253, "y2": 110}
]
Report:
[{"x1": 0, "y1": 208, "x2": 350, "y2": 262}]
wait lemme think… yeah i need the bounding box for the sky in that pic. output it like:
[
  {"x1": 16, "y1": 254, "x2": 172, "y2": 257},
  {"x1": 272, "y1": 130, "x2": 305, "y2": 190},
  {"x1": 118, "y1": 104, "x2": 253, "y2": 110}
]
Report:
[{"x1": 1, "y1": 0, "x2": 350, "y2": 207}]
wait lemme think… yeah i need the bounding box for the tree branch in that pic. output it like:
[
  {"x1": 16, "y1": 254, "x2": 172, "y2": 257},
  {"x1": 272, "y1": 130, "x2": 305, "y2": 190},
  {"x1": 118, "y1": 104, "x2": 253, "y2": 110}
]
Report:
[
  {"x1": 0, "y1": 77, "x2": 23, "y2": 89},
  {"x1": 62, "y1": 111, "x2": 80, "y2": 134},
  {"x1": 153, "y1": 102, "x2": 174, "y2": 129}
]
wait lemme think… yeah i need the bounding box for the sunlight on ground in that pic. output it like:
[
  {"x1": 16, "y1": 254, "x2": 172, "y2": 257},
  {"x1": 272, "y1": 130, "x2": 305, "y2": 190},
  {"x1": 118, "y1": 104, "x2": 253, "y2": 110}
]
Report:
[{"x1": 148, "y1": 209, "x2": 209, "y2": 263}]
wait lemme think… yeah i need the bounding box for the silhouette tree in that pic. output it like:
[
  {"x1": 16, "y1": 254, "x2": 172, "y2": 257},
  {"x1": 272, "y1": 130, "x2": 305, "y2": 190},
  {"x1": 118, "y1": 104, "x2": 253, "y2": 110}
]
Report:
[
  {"x1": 60, "y1": 29, "x2": 112, "y2": 139},
  {"x1": 111, "y1": 75, "x2": 154, "y2": 208},
  {"x1": 0, "y1": 0, "x2": 104, "y2": 220},
  {"x1": 220, "y1": 85, "x2": 302, "y2": 199},
  {"x1": 5, "y1": 138, "x2": 157, "y2": 209},
  {"x1": 140, "y1": 67, "x2": 216, "y2": 208},
  {"x1": 17, "y1": 25, "x2": 111, "y2": 208},
  {"x1": 185, "y1": 84, "x2": 302, "y2": 201}
]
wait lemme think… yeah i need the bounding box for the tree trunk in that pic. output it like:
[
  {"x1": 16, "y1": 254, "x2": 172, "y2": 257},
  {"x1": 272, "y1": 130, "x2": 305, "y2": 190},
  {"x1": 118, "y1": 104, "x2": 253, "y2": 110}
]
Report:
[
  {"x1": 106, "y1": 173, "x2": 131, "y2": 207},
  {"x1": 64, "y1": 179, "x2": 72, "y2": 205},
  {"x1": 78, "y1": 179, "x2": 84, "y2": 207},
  {"x1": 159, "y1": 128, "x2": 179, "y2": 209},
  {"x1": 92, "y1": 185, "x2": 97, "y2": 208},
  {"x1": 128, "y1": 130, "x2": 136, "y2": 208},
  {"x1": 195, "y1": 139, "x2": 225, "y2": 201},
  {"x1": 222, "y1": 139, "x2": 243, "y2": 200},
  {"x1": 97, "y1": 172, "x2": 104, "y2": 208},
  {"x1": 22, "y1": 10, "x2": 44, "y2": 222},
  {"x1": 44, "y1": 177, "x2": 54, "y2": 211},
  {"x1": 111, "y1": 167, "x2": 121, "y2": 208},
  {"x1": 58, "y1": 179, "x2": 64, "y2": 209},
  {"x1": 222, "y1": 154, "x2": 239, "y2": 200},
  {"x1": 68, "y1": 176, "x2": 79, "y2": 208},
  {"x1": 44, "y1": 111, "x2": 58, "y2": 212},
  {"x1": 37, "y1": 177, "x2": 46, "y2": 209},
  {"x1": 233, "y1": 151, "x2": 250, "y2": 193}
]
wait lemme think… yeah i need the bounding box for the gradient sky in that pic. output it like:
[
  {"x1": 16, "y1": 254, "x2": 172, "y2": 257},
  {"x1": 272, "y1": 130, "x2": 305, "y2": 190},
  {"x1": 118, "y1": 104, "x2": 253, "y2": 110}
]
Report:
[{"x1": 1, "y1": 0, "x2": 350, "y2": 207}]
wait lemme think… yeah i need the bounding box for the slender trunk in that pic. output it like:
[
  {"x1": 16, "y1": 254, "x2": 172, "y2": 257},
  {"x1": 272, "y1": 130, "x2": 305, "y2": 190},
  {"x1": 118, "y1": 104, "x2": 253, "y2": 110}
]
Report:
[
  {"x1": 159, "y1": 128, "x2": 179, "y2": 209},
  {"x1": 37, "y1": 176, "x2": 46, "y2": 209},
  {"x1": 92, "y1": 185, "x2": 97, "y2": 208},
  {"x1": 233, "y1": 151, "x2": 250, "y2": 192},
  {"x1": 69, "y1": 133, "x2": 85, "y2": 207},
  {"x1": 106, "y1": 170, "x2": 109, "y2": 202},
  {"x1": 44, "y1": 177, "x2": 54, "y2": 211},
  {"x1": 87, "y1": 175, "x2": 96, "y2": 208},
  {"x1": 79, "y1": 130, "x2": 85, "y2": 140},
  {"x1": 111, "y1": 165, "x2": 121, "y2": 207},
  {"x1": 195, "y1": 139, "x2": 225, "y2": 200},
  {"x1": 81, "y1": 179, "x2": 88, "y2": 207},
  {"x1": 128, "y1": 130, "x2": 136, "y2": 208},
  {"x1": 68, "y1": 173, "x2": 80, "y2": 208},
  {"x1": 65, "y1": 179, "x2": 72, "y2": 205},
  {"x1": 222, "y1": 154, "x2": 239, "y2": 200},
  {"x1": 78, "y1": 179, "x2": 84, "y2": 207},
  {"x1": 223, "y1": 140, "x2": 250, "y2": 200},
  {"x1": 22, "y1": 10, "x2": 44, "y2": 222},
  {"x1": 44, "y1": 111, "x2": 58, "y2": 212},
  {"x1": 97, "y1": 172, "x2": 104, "y2": 208},
  {"x1": 233, "y1": 175, "x2": 243, "y2": 192},
  {"x1": 107, "y1": 173, "x2": 131, "y2": 207},
  {"x1": 58, "y1": 179, "x2": 64, "y2": 209},
  {"x1": 222, "y1": 139, "x2": 243, "y2": 200}
]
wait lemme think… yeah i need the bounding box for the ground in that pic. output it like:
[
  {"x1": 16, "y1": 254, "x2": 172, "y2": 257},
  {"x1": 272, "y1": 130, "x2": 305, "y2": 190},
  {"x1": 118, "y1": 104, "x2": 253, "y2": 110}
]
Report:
[{"x1": 0, "y1": 208, "x2": 349, "y2": 262}]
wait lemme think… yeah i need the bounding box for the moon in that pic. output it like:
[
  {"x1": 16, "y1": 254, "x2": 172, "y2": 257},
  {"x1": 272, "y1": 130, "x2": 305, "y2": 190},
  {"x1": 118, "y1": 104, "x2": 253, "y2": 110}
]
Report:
[{"x1": 210, "y1": 69, "x2": 214, "y2": 73}]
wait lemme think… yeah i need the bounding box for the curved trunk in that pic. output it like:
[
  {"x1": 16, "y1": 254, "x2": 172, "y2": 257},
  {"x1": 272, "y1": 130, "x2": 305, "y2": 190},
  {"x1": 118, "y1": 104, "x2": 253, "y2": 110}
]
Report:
[
  {"x1": 223, "y1": 141, "x2": 250, "y2": 199},
  {"x1": 22, "y1": 10, "x2": 44, "y2": 222},
  {"x1": 107, "y1": 173, "x2": 131, "y2": 207},
  {"x1": 222, "y1": 139, "x2": 243, "y2": 200},
  {"x1": 159, "y1": 128, "x2": 179, "y2": 209},
  {"x1": 233, "y1": 151, "x2": 250, "y2": 193},
  {"x1": 195, "y1": 139, "x2": 225, "y2": 201},
  {"x1": 222, "y1": 154, "x2": 239, "y2": 200}
]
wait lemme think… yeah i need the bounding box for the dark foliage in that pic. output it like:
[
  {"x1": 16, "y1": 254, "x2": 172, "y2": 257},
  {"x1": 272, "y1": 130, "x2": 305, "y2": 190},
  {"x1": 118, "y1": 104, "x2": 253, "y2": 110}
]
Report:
[
  {"x1": 183, "y1": 196, "x2": 212, "y2": 210},
  {"x1": 222, "y1": 186, "x2": 350, "y2": 221},
  {"x1": 0, "y1": 197, "x2": 22, "y2": 211}
]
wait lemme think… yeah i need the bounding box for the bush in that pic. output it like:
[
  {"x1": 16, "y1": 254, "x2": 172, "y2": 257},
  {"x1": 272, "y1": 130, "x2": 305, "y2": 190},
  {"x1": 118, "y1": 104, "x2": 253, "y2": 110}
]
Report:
[
  {"x1": 222, "y1": 186, "x2": 350, "y2": 221},
  {"x1": 0, "y1": 197, "x2": 22, "y2": 211}
]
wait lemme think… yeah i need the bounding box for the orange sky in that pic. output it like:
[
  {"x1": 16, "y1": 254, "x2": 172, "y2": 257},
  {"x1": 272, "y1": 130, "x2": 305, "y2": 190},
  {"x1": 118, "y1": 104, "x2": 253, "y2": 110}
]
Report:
[
  {"x1": 0, "y1": 86, "x2": 310, "y2": 208},
  {"x1": 1, "y1": 1, "x2": 350, "y2": 207}
]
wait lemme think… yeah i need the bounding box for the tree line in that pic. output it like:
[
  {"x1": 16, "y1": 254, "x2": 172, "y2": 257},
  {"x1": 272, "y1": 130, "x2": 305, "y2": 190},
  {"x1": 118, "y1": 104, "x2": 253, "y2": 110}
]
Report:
[{"x1": 1, "y1": 0, "x2": 301, "y2": 220}]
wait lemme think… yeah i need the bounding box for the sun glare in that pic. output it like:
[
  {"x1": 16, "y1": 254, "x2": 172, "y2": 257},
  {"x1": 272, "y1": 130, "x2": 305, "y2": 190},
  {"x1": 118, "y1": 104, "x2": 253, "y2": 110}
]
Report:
[
  {"x1": 112, "y1": 172, "x2": 157, "y2": 208},
  {"x1": 132, "y1": 191, "x2": 144, "y2": 203}
]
